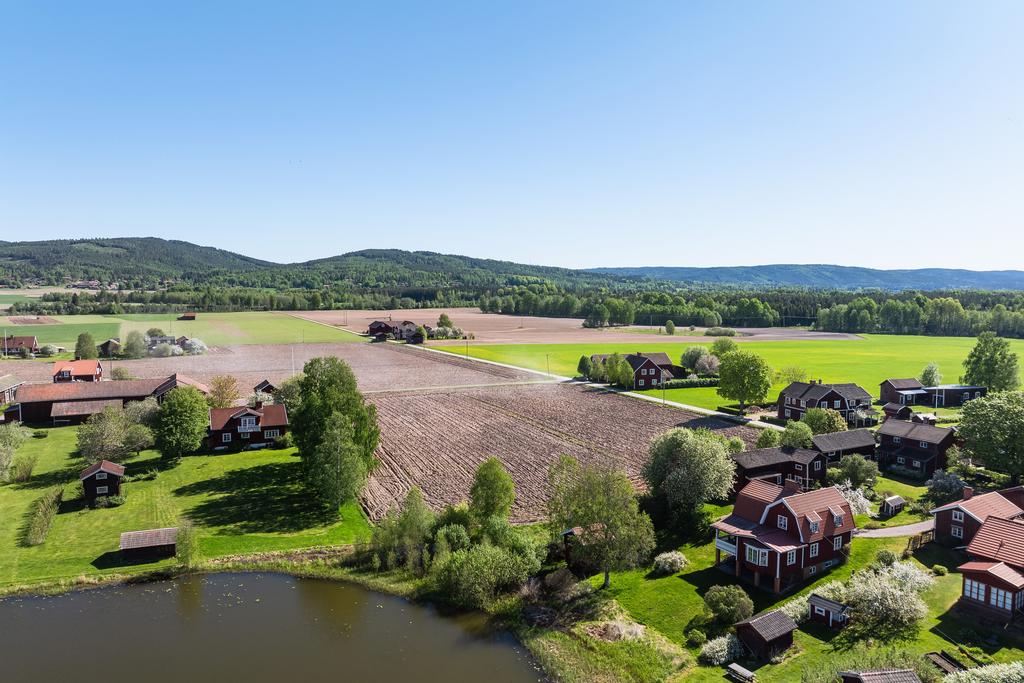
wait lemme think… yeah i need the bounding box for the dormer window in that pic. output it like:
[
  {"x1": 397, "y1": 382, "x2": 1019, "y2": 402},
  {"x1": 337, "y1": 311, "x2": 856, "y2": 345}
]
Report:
[
  {"x1": 952, "y1": 510, "x2": 964, "y2": 523},
  {"x1": 809, "y1": 520, "x2": 820, "y2": 534},
  {"x1": 777, "y1": 515, "x2": 787, "y2": 530},
  {"x1": 919, "y1": 441, "x2": 929, "y2": 449},
  {"x1": 240, "y1": 417, "x2": 257, "y2": 428},
  {"x1": 833, "y1": 513, "x2": 843, "y2": 527}
]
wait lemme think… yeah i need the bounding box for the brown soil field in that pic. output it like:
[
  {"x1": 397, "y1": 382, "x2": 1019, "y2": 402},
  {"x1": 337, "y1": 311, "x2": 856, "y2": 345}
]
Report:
[
  {"x1": 296, "y1": 308, "x2": 860, "y2": 344},
  {"x1": 6, "y1": 316, "x2": 60, "y2": 325},
  {"x1": 364, "y1": 381, "x2": 757, "y2": 523},
  {"x1": 0, "y1": 342, "x2": 541, "y2": 392}
]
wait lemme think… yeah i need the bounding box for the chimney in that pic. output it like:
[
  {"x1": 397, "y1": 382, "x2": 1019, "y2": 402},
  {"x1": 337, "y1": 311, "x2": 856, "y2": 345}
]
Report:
[
  {"x1": 963, "y1": 486, "x2": 974, "y2": 500},
  {"x1": 253, "y1": 400, "x2": 264, "y2": 410},
  {"x1": 783, "y1": 479, "x2": 802, "y2": 495}
]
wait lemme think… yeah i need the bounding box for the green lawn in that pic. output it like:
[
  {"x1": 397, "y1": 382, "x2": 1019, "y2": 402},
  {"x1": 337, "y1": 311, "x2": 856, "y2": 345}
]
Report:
[
  {"x1": 2, "y1": 322, "x2": 122, "y2": 348},
  {"x1": 435, "y1": 335, "x2": 1024, "y2": 410},
  {"x1": 0, "y1": 426, "x2": 370, "y2": 588}
]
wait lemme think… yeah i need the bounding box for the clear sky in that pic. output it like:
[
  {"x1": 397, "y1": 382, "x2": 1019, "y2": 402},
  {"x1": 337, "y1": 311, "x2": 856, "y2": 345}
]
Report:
[{"x1": 1, "y1": 2, "x2": 1021, "y2": 269}]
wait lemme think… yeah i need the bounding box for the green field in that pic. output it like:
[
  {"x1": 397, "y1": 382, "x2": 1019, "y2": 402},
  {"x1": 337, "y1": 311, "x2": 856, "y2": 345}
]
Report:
[
  {"x1": 437, "y1": 334, "x2": 1024, "y2": 410},
  {"x1": 1, "y1": 312, "x2": 363, "y2": 349},
  {"x1": 0, "y1": 426, "x2": 370, "y2": 588}
]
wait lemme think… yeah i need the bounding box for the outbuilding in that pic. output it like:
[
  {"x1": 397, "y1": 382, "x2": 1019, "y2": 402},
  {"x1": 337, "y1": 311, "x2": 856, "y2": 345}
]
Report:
[
  {"x1": 80, "y1": 460, "x2": 125, "y2": 503},
  {"x1": 808, "y1": 593, "x2": 850, "y2": 628},
  {"x1": 120, "y1": 527, "x2": 178, "y2": 559},
  {"x1": 839, "y1": 670, "x2": 922, "y2": 683},
  {"x1": 881, "y1": 495, "x2": 905, "y2": 517},
  {"x1": 253, "y1": 379, "x2": 277, "y2": 395},
  {"x1": 734, "y1": 609, "x2": 796, "y2": 660}
]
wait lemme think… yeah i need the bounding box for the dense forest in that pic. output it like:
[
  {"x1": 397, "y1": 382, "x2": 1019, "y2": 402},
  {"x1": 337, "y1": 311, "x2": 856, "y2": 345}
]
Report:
[{"x1": 6, "y1": 238, "x2": 1024, "y2": 339}]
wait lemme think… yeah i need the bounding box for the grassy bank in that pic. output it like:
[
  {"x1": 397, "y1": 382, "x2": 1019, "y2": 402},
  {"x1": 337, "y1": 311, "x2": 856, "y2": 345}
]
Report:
[{"x1": 0, "y1": 425, "x2": 370, "y2": 588}]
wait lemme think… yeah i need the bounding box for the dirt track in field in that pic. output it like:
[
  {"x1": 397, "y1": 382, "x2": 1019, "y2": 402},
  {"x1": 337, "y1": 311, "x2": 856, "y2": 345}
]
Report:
[{"x1": 296, "y1": 308, "x2": 861, "y2": 344}]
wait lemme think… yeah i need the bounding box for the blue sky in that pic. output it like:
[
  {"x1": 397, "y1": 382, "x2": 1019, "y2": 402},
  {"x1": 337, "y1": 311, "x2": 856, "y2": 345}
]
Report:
[{"x1": 1, "y1": 2, "x2": 1021, "y2": 269}]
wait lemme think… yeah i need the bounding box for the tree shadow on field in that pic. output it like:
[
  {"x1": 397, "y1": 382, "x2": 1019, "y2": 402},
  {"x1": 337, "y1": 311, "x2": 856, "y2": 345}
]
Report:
[{"x1": 172, "y1": 461, "x2": 333, "y2": 534}]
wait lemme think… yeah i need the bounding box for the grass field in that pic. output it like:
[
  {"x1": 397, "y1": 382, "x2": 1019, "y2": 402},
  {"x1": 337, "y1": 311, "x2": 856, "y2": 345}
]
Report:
[
  {"x1": 436, "y1": 334, "x2": 1024, "y2": 410},
  {"x1": 0, "y1": 426, "x2": 370, "y2": 588},
  {"x1": 1, "y1": 312, "x2": 364, "y2": 348}
]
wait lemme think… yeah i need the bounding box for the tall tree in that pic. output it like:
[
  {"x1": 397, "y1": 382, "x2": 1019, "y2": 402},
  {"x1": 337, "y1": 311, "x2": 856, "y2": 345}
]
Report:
[
  {"x1": 207, "y1": 375, "x2": 241, "y2": 409},
  {"x1": 801, "y1": 407, "x2": 848, "y2": 435},
  {"x1": 548, "y1": 455, "x2": 655, "y2": 589},
  {"x1": 577, "y1": 355, "x2": 593, "y2": 379},
  {"x1": 122, "y1": 330, "x2": 147, "y2": 359},
  {"x1": 469, "y1": 457, "x2": 516, "y2": 525},
  {"x1": 643, "y1": 428, "x2": 735, "y2": 524},
  {"x1": 959, "y1": 392, "x2": 1024, "y2": 483},
  {"x1": 780, "y1": 420, "x2": 814, "y2": 449},
  {"x1": 438, "y1": 313, "x2": 453, "y2": 328},
  {"x1": 292, "y1": 357, "x2": 379, "y2": 509},
  {"x1": 307, "y1": 412, "x2": 369, "y2": 508},
  {"x1": 75, "y1": 332, "x2": 97, "y2": 360},
  {"x1": 919, "y1": 362, "x2": 941, "y2": 387},
  {"x1": 710, "y1": 337, "x2": 737, "y2": 357},
  {"x1": 665, "y1": 320, "x2": 675, "y2": 335},
  {"x1": 154, "y1": 387, "x2": 209, "y2": 460},
  {"x1": 962, "y1": 332, "x2": 1020, "y2": 391},
  {"x1": 717, "y1": 350, "x2": 772, "y2": 409}
]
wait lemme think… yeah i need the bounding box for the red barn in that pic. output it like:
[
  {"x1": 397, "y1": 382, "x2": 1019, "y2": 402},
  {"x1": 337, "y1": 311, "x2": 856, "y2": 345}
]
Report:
[
  {"x1": 208, "y1": 403, "x2": 289, "y2": 449},
  {"x1": 80, "y1": 460, "x2": 125, "y2": 503}
]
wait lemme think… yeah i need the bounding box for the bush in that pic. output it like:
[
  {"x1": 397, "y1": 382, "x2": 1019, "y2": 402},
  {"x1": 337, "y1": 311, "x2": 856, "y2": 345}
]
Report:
[
  {"x1": 943, "y1": 662, "x2": 1024, "y2": 683},
  {"x1": 755, "y1": 428, "x2": 782, "y2": 448},
  {"x1": 780, "y1": 595, "x2": 810, "y2": 624},
  {"x1": 24, "y1": 486, "x2": 63, "y2": 546},
  {"x1": 933, "y1": 564, "x2": 948, "y2": 576},
  {"x1": 274, "y1": 432, "x2": 294, "y2": 449},
  {"x1": 685, "y1": 629, "x2": 707, "y2": 647},
  {"x1": 652, "y1": 550, "x2": 688, "y2": 576},
  {"x1": 7, "y1": 454, "x2": 38, "y2": 483},
  {"x1": 704, "y1": 584, "x2": 753, "y2": 623},
  {"x1": 661, "y1": 377, "x2": 719, "y2": 389},
  {"x1": 699, "y1": 634, "x2": 744, "y2": 665},
  {"x1": 926, "y1": 469, "x2": 966, "y2": 504},
  {"x1": 432, "y1": 543, "x2": 538, "y2": 609},
  {"x1": 435, "y1": 523, "x2": 472, "y2": 554},
  {"x1": 38, "y1": 344, "x2": 58, "y2": 357},
  {"x1": 92, "y1": 494, "x2": 126, "y2": 508},
  {"x1": 32, "y1": 430, "x2": 48, "y2": 439},
  {"x1": 875, "y1": 549, "x2": 898, "y2": 567},
  {"x1": 704, "y1": 327, "x2": 737, "y2": 337}
]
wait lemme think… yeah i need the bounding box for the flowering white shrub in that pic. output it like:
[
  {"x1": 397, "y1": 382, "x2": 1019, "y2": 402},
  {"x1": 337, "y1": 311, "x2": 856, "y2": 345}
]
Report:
[
  {"x1": 836, "y1": 480, "x2": 873, "y2": 516},
  {"x1": 183, "y1": 338, "x2": 207, "y2": 355},
  {"x1": 699, "y1": 634, "x2": 745, "y2": 665},
  {"x1": 927, "y1": 469, "x2": 966, "y2": 504},
  {"x1": 846, "y1": 565, "x2": 928, "y2": 630},
  {"x1": 943, "y1": 661, "x2": 1024, "y2": 683},
  {"x1": 695, "y1": 354, "x2": 720, "y2": 376},
  {"x1": 813, "y1": 580, "x2": 848, "y2": 603},
  {"x1": 652, "y1": 551, "x2": 688, "y2": 576},
  {"x1": 882, "y1": 561, "x2": 935, "y2": 594},
  {"x1": 780, "y1": 595, "x2": 809, "y2": 624}
]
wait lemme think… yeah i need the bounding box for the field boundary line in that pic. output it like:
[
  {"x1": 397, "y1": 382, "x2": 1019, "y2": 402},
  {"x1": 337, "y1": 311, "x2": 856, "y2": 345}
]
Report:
[
  {"x1": 403, "y1": 342, "x2": 570, "y2": 381},
  {"x1": 364, "y1": 379, "x2": 556, "y2": 395},
  {"x1": 282, "y1": 312, "x2": 366, "y2": 340}
]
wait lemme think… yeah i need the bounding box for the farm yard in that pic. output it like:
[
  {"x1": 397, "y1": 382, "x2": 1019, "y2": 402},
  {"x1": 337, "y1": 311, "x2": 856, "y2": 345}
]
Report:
[{"x1": 365, "y1": 381, "x2": 758, "y2": 522}]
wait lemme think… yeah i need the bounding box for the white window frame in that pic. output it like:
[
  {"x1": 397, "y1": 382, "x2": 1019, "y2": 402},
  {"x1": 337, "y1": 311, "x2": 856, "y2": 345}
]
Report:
[
  {"x1": 814, "y1": 605, "x2": 826, "y2": 616},
  {"x1": 833, "y1": 536, "x2": 843, "y2": 551},
  {"x1": 745, "y1": 545, "x2": 768, "y2": 567},
  {"x1": 777, "y1": 515, "x2": 788, "y2": 530},
  {"x1": 893, "y1": 436, "x2": 902, "y2": 444},
  {"x1": 814, "y1": 461, "x2": 822, "y2": 471},
  {"x1": 241, "y1": 431, "x2": 250, "y2": 439},
  {"x1": 264, "y1": 429, "x2": 281, "y2": 439},
  {"x1": 638, "y1": 379, "x2": 645, "y2": 387},
  {"x1": 809, "y1": 542, "x2": 819, "y2": 558},
  {"x1": 95, "y1": 472, "x2": 108, "y2": 480},
  {"x1": 951, "y1": 525, "x2": 963, "y2": 539},
  {"x1": 920, "y1": 441, "x2": 929, "y2": 449},
  {"x1": 95, "y1": 485, "x2": 108, "y2": 495},
  {"x1": 912, "y1": 460, "x2": 921, "y2": 468},
  {"x1": 952, "y1": 510, "x2": 964, "y2": 523},
  {"x1": 795, "y1": 463, "x2": 803, "y2": 471},
  {"x1": 834, "y1": 400, "x2": 841, "y2": 409},
  {"x1": 991, "y1": 587, "x2": 1012, "y2": 610},
  {"x1": 786, "y1": 550, "x2": 796, "y2": 565},
  {"x1": 785, "y1": 409, "x2": 791, "y2": 418},
  {"x1": 222, "y1": 433, "x2": 232, "y2": 443},
  {"x1": 833, "y1": 513, "x2": 843, "y2": 527},
  {"x1": 964, "y1": 578, "x2": 984, "y2": 602},
  {"x1": 897, "y1": 456, "x2": 905, "y2": 465},
  {"x1": 800, "y1": 400, "x2": 806, "y2": 408},
  {"x1": 809, "y1": 565, "x2": 817, "y2": 575},
  {"x1": 809, "y1": 521, "x2": 820, "y2": 534}
]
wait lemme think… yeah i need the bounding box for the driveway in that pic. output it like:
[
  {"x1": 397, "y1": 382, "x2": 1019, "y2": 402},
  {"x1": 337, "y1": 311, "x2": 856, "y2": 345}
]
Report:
[{"x1": 855, "y1": 519, "x2": 934, "y2": 538}]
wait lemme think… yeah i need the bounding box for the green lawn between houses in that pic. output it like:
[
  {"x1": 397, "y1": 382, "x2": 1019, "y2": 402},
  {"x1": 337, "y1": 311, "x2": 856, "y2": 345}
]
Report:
[
  {"x1": 0, "y1": 426, "x2": 370, "y2": 588},
  {"x1": 431, "y1": 334, "x2": 1024, "y2": 411},
  {"x1": 1, "y1": 311, "x2": 363, "y2": 350}
]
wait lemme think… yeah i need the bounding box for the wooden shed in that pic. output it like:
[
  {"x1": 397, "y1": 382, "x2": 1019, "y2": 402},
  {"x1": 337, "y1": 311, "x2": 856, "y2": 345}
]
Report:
[
  {"x1": 119, "y1": 527, "x2": 179, "y2": 559},
  {"x1": 178, "y1": 312, "x2": 196, "y2": 321},
  {"x1": 808, "y1": 593, "x2": 850, "y2": 628},
  {"x1": 734, "y1": 609, "x2": 796, "y2": 661},
  {"x1": 881, "y1": 495, "x2": 905, "y2": 517},
  {"x1": 839, "y1": 670, "x2": 922, "y2": 683},
  {"x1": 80, "y1": 460, "x2": 125, "y2": 503}
]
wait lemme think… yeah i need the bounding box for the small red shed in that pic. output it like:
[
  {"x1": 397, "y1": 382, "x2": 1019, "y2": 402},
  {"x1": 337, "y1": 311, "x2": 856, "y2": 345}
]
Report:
[
  {"x1": 808, "y1": 593, "x2": 850, "y2": 628},
  {"x1": 80, "y1": 460, "x2": 125, "y2": 503}
]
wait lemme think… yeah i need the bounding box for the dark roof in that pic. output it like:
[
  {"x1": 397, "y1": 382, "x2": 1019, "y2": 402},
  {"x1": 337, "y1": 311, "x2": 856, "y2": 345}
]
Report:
[
  {"x1": 877, "y1": 420, "x2": 954, "y2": 444},
  {"x1": 79, "y1": 460, "x2": 126, "y2": 480},
  {"x1": 119, "y1": 527, "x2": 178, "y2": 550},
  {"x1": 966, "y1": 516, "x2": 1024, "y2": 566},
  {"x1": 838, "y1": 670, "x2": 922, "y2": 683},
  {"x1": 0, "y1": 374, "x2": 24, "y2": 393},
  {"x1": 779, "y1": 381, "x2": 872, "y2": 402},
  {"x1": 51, "y1": 399, "x2": 123, "y2": 418},
  {"x1": 634, "y1": 352, "x2": 673, "y2": 367},
  {"x1": 253, "y1": 379, "x2": 276, "y2": 392},
  {"x1": 624, "y1": 354, "x2": 658, "y2": 372},
  {"x1": 16, "y1": 374, "x2": 208, "y2": 404},
  {"x1": 882, "y1": 378, "x2": 924, "y2": 390},
  {"x1": 209, "y1": 403, "x2": 288, "y2": 430},
  {"x1": 735, "y1": 609, "x2": 796, "y2": 641},
  {"x1": 808, "y1": 593, "x2": 849, "y2": 614},
  {"x1": 734, "y1": 446, "x2": 820, "y2": 470},
  {"x1": 811, "y1": 429, "x2": 876, "y2": 453},
  {"x1": 3, "y1": 335, "x2": 38, "y2": 348},
  {"x1": 882, "y1": 402, "x2": 911, "y2": 413}
]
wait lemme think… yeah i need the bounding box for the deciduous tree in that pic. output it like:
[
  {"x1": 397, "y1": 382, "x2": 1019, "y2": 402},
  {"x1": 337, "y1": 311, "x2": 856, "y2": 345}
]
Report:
[
  {"x1": 207, "y1": 375, "x2": 241, "y2": 409},
  {"x1": 717, "y1": 350, "x2": 772, "y2": 409},
  {"x1": 780, "y1": 420, "x2": 814, "y2": 449},
  {"x1": 643, "y1": 428, "x2": 735, "y2": 524},
  {"x1": 962, "y1": 332, "x2": 1019, "y2": 391},
  {"x1": 959, "y1": 391, "x2": 1024, "y2": 483},
  {"x1": 665, "y1": 320, "x2": 675, "y2": 335},
  {"x1": 123, "y1": 330, "x2": 147, "y2": 359},
  {"x1": 920, "y1": 362, "x2": 941, "y2": 387},
  {"x1": 681, "y1": 346, "x2": 709, "y2": 371},
  {"x1": 755, "y1": 428, "x2": 782, "y2": 449},
  {"x1": 469, "y1": 457, "x2": 515, "y2": 525},
  {"x1": 710, "y1": 337, "x2": 737, "y2": 358},
  {"x1": 801, "y1": 407, "x2": 848, "y2": 435},
  {"x1": 154, "y1": 387, "x2": 209, "y2": 460},
  {"x1": 75, "y1": 332, "x2": 97, "y2": 360}
]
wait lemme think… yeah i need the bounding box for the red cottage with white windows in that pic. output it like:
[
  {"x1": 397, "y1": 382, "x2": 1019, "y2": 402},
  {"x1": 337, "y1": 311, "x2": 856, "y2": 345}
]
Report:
[
  {"x1": 957, "y1": 516, "x2": 1024, "y2": 621},
  {"x1": 776, "y1": 381, "x2": 876, "y2": 427},
  {"x1": 876, "y1": 421, "x2": 957, "y2": 477},
  {"x1": 712, "y1": 479, "x2": 856, "y2": 593},
  {"x1": 930, "y1": 486, "x2": 1024, "y2": 546},
  {"x1": 208, "y1": 403, "x2": 289, "y2": 450}
]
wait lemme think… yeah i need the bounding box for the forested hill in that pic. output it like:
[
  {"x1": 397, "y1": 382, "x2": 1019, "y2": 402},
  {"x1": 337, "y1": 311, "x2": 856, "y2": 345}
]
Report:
[{"x1": 589, "y1": 264, "x2": 1024, "y2": 291}]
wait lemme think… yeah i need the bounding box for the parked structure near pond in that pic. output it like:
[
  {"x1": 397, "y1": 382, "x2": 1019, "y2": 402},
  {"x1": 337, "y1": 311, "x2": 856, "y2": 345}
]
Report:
[
  {"x1": 119, "y1": 527, "x2": 178, "y2": 559},
  {"x1": 839, "y1": 670, "x2": 922, "y2": 683},
  {"x1": 712, "y1": 479, "x2": 856, "y2": 593}
]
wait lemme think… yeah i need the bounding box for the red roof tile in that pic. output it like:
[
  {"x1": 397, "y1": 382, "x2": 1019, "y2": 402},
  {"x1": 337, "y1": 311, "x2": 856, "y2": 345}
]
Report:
[
  {"x1": 119, "y1": 528, "x2": 178, "y2": 550},
  {"x1": 209, "y1": 403, "x2": 288, "y2": 430},
  {"x1": 931, "y1": 491, "x2": 1024, "y2": 524},
  {"x1": 769, "y1": 486, "x2": 856, "y2": 542},
  {"x1": 733, "y1": 480, "x2": 785, "y2": 522},
  {"x1": 966, "y1": 517, "x2": 1024, "y2": 568},
  {"x1": 959, "y1": 561, "x2": 1024, "y2": 589},
  {"x1": 52, "y1": 360, "x2": 101, "y2": 377},
  {"x1": 79, "y1": 460, "x2": 126, "y2": 480}
]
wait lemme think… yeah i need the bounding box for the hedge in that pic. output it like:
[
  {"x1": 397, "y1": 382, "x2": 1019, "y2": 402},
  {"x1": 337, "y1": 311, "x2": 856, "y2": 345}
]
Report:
[{"x1": 662, "y1": 377, "x2": 719, "y2": 389}]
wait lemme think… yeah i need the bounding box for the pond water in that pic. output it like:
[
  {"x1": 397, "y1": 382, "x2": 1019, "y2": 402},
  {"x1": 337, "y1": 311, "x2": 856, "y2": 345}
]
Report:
[{"x1": 0, "y1": 573, "x2": 545, "y2": 683}]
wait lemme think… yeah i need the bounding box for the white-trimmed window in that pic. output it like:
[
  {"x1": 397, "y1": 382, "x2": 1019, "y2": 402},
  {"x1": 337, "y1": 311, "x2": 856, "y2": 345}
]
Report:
[
  {"x1": 95, "y1": 472, "x2": 108, "y2": 480},
  {"x1": 777, "y1": 515, "x2": 788, "y2": 530},
  {"x1": 814, "y1": 461, "x2": 822, "y2": 471},
  {"x1": 814, "y1": 605, "x2": 826, "y2": 616},
  {"x1": 912, "y1": 460, "x2": 921, "y2": 468},
  {"x1": 786, "y1": 550, "x2": 796, "y2": 565},
  {"x1": 785, "y1": 409, "x2": 791, "y2": 418},
  {"x1": 95, "y1": 485, "x2": 108, "y2": 495},
  {"x1": 240, "y1": 417, "x2": 257, "y2": 428},
  {"x1": 241, "y1": 432, "x2": 250, "y2": 439},
  {"x1": 833, "y1": 513, "x2": 843, "y2": 527},
  {"x1": 991, "y1": 587, "x2": 1012, "y2": 610},
  {"x1": 809, "y1": 542, "x2": 819, "y2": 558},
  {"x1": 834, "y1": 400, "x2": 841, "y2": 409},
  {"x1": 800, "y1": 400, "x2": 806, "y2": 408},
  {"x1": 745, "y1": 545, "x2": 768, "y2": 567},
  {"x1": 952, "y1": 510, "x2": 964, "y2": 523},
  {"x1": 920, "y1": 441, "x2": 929, "y2": 449},
  {"x1": 638, "y1": 379, "x2": 645, "y2": 387},
  {"x1": 795, "y1": 463, "x2": 803, "y2": 471},
  {"x1": 893, "y1": 436, "x2": 902, "y2": 444},
  {"x1": 951, "y1": 525, "x2": 963, "y2": 539},
  {"x1": 222, "y1": 433, "x2": 232, "y2": 443},
  {"x1": 833, "y1": 536, "x2": 843, "y2": 551},
  {"x1": 897, "y1": 456, "x2": 905, "y2": 465},
  {"x1": 264, "y1": 429, "x2": 281, "y2": 439},
  {"x1": 964, "y1": 578, "x2": 985, "y2": 602},
  {"x1": 809, "y1": 520, "x2": 820, "y2": 534}
]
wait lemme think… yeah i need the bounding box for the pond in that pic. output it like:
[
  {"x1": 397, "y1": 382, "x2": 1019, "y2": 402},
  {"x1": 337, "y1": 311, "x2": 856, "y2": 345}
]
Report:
[{"x1": 0, "y1": 573, "x2": 545, "y2": 682}]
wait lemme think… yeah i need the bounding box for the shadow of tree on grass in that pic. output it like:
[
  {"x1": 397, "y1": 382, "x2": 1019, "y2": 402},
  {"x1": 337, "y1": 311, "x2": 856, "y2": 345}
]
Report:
[{"x1": 172, "y1": 460, "x2": 334, "y2": 535}]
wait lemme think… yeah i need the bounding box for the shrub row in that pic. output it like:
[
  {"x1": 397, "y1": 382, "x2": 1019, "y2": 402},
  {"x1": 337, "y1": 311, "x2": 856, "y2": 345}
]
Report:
[
  {"x1": 24, "y1": 485, "x2": 63, "y2": 546},
  {"x1": 704, "y1": 327, "x2": 737, "y2": 337},
  {"x1": 716, "y1": 405, "x2": 744, "y2": 416},
  {"x1": 7, "y1": 454, "x2": 38, "y2": 483},
  {"x1": 662, "y1": 377, "x2": 719, "y2": 389}
]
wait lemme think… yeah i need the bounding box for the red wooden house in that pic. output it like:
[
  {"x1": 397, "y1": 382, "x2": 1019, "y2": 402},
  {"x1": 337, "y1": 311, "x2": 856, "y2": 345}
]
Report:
[
  {"x1": 53, "y1": 360, "x2": 102, "y2": 383},
  {"x1": 808, "y1": 593, "x2": 850, "y2": 629},
  {"x1": 2, "y1": 335, "x2": 39, "y2": 355},
  {"x1": 589, "y1": 353, "x2": 673, "y2": 390},
  {"x1": 712, "y1": 479, "x2": 856, "y2": 593},
  {"x1": 810, "y1": 429, "x2": 877, "y2": 465},
  {"x1": 777, "y1": 381, "x2": 875, "y2": 426},
  {"x1": 956, "y1": 516, "x2": 1024, "y2": 621},
  {"x1": 208, "y1": 403, "x2": 289, "y2": 449},
  {"x1": 80, "y1": 460, "x2": 125, "y2": 503},
  {"x1": 876, "y1": 421, "x2": 956, "y2": 477},
  {"x1": 931, "y1": 486, "x2": 1024, "y2": 545},
  {"x1": 732, "y1": 446, "x2": 828, "y2": 493}
]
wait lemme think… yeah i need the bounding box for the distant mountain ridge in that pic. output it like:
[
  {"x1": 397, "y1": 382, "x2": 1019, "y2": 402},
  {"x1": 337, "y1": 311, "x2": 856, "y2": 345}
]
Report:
[{"x1": 588, "y1": 264, "x2": 1024, "y2": 291}]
